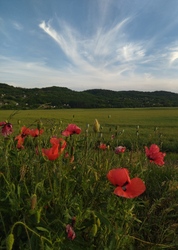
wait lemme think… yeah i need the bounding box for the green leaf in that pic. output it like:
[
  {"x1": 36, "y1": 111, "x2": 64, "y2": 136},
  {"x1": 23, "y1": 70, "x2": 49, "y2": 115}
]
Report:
[{"x1": 36, "y1": 227, "x2": 50, "y2": 233}]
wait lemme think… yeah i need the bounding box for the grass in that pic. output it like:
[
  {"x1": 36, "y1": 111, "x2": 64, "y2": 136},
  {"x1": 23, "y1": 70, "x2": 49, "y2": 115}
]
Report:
[
  {"x1": 0, "y1": 108, "x2": 178, "y2": 249},
  {"x1": 1, "y1": 107, "x2": 178, "y2": 152}
]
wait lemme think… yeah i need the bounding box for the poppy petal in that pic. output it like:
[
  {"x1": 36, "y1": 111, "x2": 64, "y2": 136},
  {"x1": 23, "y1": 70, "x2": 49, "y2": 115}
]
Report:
[
  {"x1": 107, "y1": 168, "x2": 131, "y2": 187},
  {"x1": 50, "y1": 137, "x2": 67, "y2": 152},
  {"x1": 115, "y1": 146, "x2": 126, "y2": 154},
  {"x1": 0, "y1": 121, "x2": 6, "y2": 126},
  {"x1": 15, "y1": 135, "x2": 25, "y2": 149},
  {"x1": 66, "y1": 224, "x2": 76, "y2": 240},
  {"x1": 62, "y1": 130, "x2": 71, "y2": 136},
  {"x1": 62, "y1": 124, "x2": 81, "y2": 136},
  {"x1": 50, "y1": 137, "x2": 60, "y2": 145},
  {"x1": 114, "y1": 177, "x2": 146, "y2": 198},
  {"x1": 42, "y1": 145, "x2": 59, "y2": 161},
  {"x1": 21, "y1": 126, "x2": 31, "y2": 136}
]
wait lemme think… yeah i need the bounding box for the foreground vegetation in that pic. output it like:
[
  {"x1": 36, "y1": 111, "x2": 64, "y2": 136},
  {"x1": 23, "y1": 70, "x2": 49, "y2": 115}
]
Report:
[{"x1": 0, "y1": 108, "x2": 178, "y2": 249}]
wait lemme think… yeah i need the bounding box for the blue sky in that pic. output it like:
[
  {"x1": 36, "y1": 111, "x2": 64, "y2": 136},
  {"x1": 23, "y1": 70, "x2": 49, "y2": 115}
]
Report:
[{"x1": 1, "y1": 0, "x2": 178, "y2": 92}]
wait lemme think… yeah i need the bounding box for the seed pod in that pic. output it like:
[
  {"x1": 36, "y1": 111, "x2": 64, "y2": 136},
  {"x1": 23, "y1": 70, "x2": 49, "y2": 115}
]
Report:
[
  {"x1": 91, "y1": 224, "x2": 97, "y2": 236},
  {"x1": 36, "y1": 209, "x2": 41, "y2": 224},
  {"x1": 31, "y1": 194, "x2": 37, "y2": 210},
  {"x1": 94, "y1": 171, "x2": 98, "y2": 181},
  {"x1": 96, "y1": 218, "x2": 101, "y2": 228},
  {"x1": 6, "y1": 233, "x2": 14, "y2": 250}
]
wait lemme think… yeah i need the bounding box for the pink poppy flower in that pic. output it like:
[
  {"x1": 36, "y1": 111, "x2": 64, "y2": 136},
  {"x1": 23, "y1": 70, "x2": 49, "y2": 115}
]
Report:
[
  {"x1": 66, "y1": 217, "x2": 76, "y2": 240},
  {"x1": 62, "y1": 124, "x2": 81, "y2": 136},
  {"x1": 0, "y1": 122, "x2": 13, "y2": 136},
  {"x1": 66, "y1": 224, "x2": 76, "y2": 240},
  {"x1": 107, "y1": 168, "x2": 146, "y2": 198},
  {"x1": 0, "y1": 122, "x2": 6, "y2": 126},
  {"x1": 145, "y1": 144, "x2": 166, "y2": 166},
  {"x1": 115, "y1": 146, "x2": 126, "y2": 154}
]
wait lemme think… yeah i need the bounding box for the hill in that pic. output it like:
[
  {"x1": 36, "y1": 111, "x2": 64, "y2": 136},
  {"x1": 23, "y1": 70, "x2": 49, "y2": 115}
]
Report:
[{"x1": 0, "y1": 83, "x2": 178, "y2": 109}]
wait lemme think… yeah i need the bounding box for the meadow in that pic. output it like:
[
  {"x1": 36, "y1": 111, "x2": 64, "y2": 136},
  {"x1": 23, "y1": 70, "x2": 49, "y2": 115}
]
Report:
[{"x1": 0, "y1": 108, "x2": 178, "y2": 249}]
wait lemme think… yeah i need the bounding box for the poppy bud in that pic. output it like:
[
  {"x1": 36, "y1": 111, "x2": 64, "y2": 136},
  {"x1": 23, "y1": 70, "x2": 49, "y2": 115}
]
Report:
[
  {"x1": 96, "y1": 218, "x2": 101, "y2": 228},
  {"x1": 31, "y1": 194, "x2": 37, "y2": 210},
  {"x1": 91, "y1": 224, "x2": 98, "y2": 236},
  {"x1": 6, "y1": 233, "x2": 14, "y2": 250},
  {"x1": 36, "y1": 209, "x2": 41, "y2": 224},
  {"x1": 93, "y1": 119, "x2": 100, "y2": 133}
]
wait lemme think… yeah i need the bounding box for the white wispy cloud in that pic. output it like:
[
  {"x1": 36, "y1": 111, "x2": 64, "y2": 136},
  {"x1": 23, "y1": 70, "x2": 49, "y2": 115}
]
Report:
[
  {"x1": 39, "y1": 20, "x2": 96, "y2": 73},
  {"x1": 116, "y1": 43, "x2": 145, "y2": 62},
  {"x1": 169, "y1": 47, "x2": 178, "y2": 64},
  {"x1": 12, "y1": 21, "x2": 23, "y2": 31},
  {"x1": 1, "y1": 54, "x2": 178, "y2": 92},
  {"x1": 39, "y1": 17, "x2": 133, "y2": 77}
]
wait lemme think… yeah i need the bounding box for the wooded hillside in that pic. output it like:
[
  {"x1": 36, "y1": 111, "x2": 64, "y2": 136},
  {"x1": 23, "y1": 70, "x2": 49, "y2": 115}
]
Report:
[{"x1": 0, "y1": 83, "x2": 178, "y2": 109}]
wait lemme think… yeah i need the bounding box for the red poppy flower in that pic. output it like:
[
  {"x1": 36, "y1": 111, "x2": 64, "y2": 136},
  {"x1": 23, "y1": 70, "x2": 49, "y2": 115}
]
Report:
[
  {"x1": 15, "y1": 134, "x2": 25, "y2": 149},
  {"x1": 0, "y1": 122, "x2": 13, "y2": 136},
  {"x1": 15, "y1": 126, "x2": 44, "y2": 149},
  {"x1": 62, "y1": 124, "x2": 81, "y2": 136},
  {"x1": 107, "y1": 168, "x2": 146, "y2": 198},
  {"x1": 21, "y1": 126, "x2": 44, "y2": 137},
  {"x1": 115, "y1": 146, "x2": 126, "y2": 154},
  {"x1": 145, "y1": 144, "x2": 166, "y2": 166},
  {"x1": 50, "y1": 137, "x2": 67, "y2": 154},
  {"x1": 99, "y1": 143, "x2": 107, "y2": 150},
  {"x1": 42, "y1": 137, "x2": 67, "y2": 160},
  {"x1": 29, "y1": 128, "x2": 44, "y2": 137},
  {"x1": 21, "y1": 126, "x2": 31, "y2": 136},
  {"x1": 42, "y1": 144, "x2": 59, "y2": 161},
  {"x1": 14, "y1": 127, "x2": 30, "y2": 149}
]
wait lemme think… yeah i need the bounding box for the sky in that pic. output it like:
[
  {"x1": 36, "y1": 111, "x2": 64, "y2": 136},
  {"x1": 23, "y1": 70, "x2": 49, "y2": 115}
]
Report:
[{"x1": 1, "y1": 0, "x2": 178, "y2": 92}]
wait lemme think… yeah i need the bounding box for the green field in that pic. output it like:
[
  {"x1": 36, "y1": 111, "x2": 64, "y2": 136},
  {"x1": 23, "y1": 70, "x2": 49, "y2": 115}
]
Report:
[
  {"x1": 1, "y1": 108, "x2": 178, "y2": 127},
  {"x1": 0, "y1": 108, "x2": 178, "y2": 249},
  {"x1": 1, "y1": 107, "x2": 178, "y2": 152}
]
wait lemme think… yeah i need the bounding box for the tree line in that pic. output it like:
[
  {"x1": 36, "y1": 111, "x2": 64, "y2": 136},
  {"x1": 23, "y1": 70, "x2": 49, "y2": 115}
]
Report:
[{"x1": 0, "y1": 83, "x2": 178, "y2": 109}]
